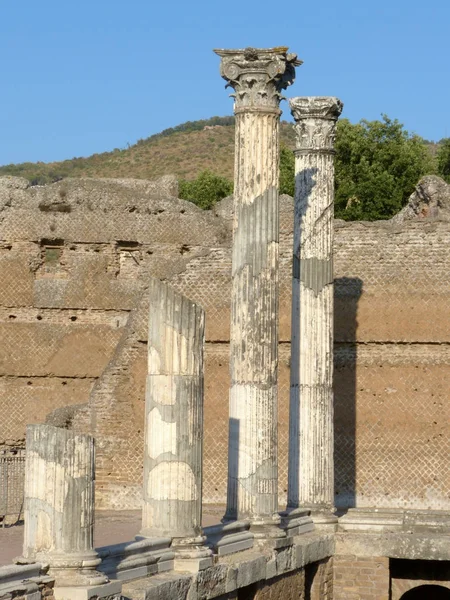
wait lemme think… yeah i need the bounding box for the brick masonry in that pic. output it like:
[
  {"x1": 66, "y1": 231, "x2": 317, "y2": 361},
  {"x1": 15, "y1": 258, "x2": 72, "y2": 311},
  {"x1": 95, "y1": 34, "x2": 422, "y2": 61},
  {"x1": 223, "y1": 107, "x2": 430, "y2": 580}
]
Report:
[
  {"x1": 333, "y1": 555, "x2": 390, "y2": 600},
  {"x1": 307, "y1": 558, "x2": 334, "y2": 600},
  {"x1": 0, "y1": 176, "x2": 448, "y2": 513}
]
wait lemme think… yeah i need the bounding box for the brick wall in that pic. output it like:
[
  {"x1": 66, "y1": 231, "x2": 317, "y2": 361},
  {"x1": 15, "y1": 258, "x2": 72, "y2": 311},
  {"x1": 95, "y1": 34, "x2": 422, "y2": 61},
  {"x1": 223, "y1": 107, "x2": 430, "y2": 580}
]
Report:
[
  {"x1": 307, "y1": 558, "x2": 334, "y2": 600},
  {"x1": 0, "y1": 176, "x2": 448, "y2": 512},
  {"x1": 333, "y1": 555, "x2": 390, "y2": 600}
]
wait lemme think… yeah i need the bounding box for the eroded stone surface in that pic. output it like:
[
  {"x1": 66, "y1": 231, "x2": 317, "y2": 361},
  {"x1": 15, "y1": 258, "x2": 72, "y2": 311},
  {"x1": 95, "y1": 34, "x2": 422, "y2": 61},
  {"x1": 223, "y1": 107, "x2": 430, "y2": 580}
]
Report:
[
  {"x1": 141, "y1": 279, "x2": 212, "y2": 569},
  {"x1": 215, "y1": 48, "x2": 299, "y2": 529},
  {"x1": 392, "y1": 174, "x2": 450, "y2": 223},
  {"x1": 287, "y1": 97, "x2": 343, "y2": 519},
  {"x1": 22, "y1": 424, "x2": 108, "y2": 588}
]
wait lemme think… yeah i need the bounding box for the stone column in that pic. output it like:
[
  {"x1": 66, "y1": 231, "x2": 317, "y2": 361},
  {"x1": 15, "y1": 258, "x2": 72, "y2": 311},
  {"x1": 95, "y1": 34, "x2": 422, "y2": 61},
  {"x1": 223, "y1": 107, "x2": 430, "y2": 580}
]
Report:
[
  {"x1": 287, "y1": 97, "x2": 343, "y2": 526},
  {"x1": 22, "y1": 424, "x2": 120, "y2": 597},
  {"x1": 141, "y1": 278, "x2": 212, "y2": 572},
  {"x1": 214, "y1": 47, "x2": 301, "y2": 535}
]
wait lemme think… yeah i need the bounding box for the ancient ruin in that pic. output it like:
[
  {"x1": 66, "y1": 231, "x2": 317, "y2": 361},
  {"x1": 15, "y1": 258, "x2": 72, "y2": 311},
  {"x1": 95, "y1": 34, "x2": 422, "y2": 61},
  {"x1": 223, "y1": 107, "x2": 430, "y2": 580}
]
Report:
[
  {"x1": 214, "y1": 47, "x2": 300, "y2": 533},
  {"x1": 141, "y1": 278, "x2": 212, "y2": 571},
  {"x1": 287, "y1": 96, "x2": 343, "y2": 528},
  {"x1": 22, "y1": 424, "x2": 121, "y2": 599},
  {"x1": 0, "y1": 46, "x2": 449, "y2": 600}
]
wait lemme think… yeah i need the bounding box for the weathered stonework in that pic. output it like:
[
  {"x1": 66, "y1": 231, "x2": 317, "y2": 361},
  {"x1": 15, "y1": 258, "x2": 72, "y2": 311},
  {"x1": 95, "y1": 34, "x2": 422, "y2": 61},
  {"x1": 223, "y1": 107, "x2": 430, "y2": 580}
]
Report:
[
  {"x1": 21, "y1": 425, "x2": 121, "y2": 599},
  {"x1": 287, "y1": 97, "x2": 343, "y2": 526},
  {"x1": 141, "y1": 279, "x2": 212, "y2": 571},
  {"x1": 0, "y1": 177, "x2": 449, "y2": 514},
  {"x1": 21, "y1": 425, "x2": 122, "y2": 599},
  {"x1": 214, "y1": 48, "x2": 300, "y2": 531},
  {"x1": 23, "y1": 425, "x2": 104, "y2": 586}
]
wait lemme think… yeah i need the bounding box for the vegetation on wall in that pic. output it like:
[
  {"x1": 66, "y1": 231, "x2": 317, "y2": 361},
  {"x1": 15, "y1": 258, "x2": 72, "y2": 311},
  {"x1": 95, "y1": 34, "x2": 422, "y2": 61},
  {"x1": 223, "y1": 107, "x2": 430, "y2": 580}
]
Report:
[
  {"x1": 0, "y1": 115, "x2": 444, "y2": 219},
  {"x1": 273, "y1": 116, "x2": 438, "y2": 221},
  {"x1": 279, "y1": 145, "x2": 295, "y2": 197},
  {"x1": 437, "y1": 138, "x2": 450, "y2": 183},
  {"x1": 334, "y1": 116, "x2": 436, "y2": 220},
  {"x1": 179, "y1": 170, "x2": 233, "y2": 209}
]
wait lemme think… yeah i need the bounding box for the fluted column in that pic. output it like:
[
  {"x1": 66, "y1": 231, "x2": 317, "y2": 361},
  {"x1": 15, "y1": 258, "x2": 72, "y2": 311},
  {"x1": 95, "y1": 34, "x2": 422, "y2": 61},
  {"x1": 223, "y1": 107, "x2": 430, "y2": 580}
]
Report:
[
  {"x1": 23, "y1": 424, "x2": 108, "y2": 587},
  {"x1": 287, "y1": 97, "x2": 343, "y2": 526},
  {"x1": 141, "y1": 278, "x2": 212, "y2": 571},
  {"x1": 214, "y1": 47, "x2": 301, "y2": 534}
]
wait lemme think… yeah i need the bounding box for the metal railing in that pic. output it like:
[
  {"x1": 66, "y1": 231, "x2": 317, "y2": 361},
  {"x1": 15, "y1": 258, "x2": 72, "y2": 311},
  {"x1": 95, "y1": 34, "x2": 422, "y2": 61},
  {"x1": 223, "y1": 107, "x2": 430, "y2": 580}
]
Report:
[{"x1": 0, "y1": 449, "x2": 25, "y2": 527}]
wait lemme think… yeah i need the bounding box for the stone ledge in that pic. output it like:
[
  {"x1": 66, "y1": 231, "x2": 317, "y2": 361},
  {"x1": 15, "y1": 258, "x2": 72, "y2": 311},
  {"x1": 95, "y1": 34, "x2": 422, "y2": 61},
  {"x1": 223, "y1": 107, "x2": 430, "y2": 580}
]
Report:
[
  {"x1": 121, "y1": 532, "x2": 334, "y2": 600},
  {"x1": 336, "y1": 531, "x2": 450, "y2": 561},
  {"x1": 339, "y1": 508, "x2": 450, "y2": 534},
  {"x1": 97, "y1": 538, "x2": 173, "y2": 582},
  {"x1": 0, "y1": 564, "x2": 51, "y2": 600},
  {"x1": 53, "y1": 580, "x2": 122, "y2": 600}
]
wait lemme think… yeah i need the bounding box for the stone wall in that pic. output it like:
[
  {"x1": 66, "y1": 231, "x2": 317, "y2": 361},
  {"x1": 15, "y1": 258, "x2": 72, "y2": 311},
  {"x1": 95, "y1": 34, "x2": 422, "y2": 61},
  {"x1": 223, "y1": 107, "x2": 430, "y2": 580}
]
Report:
[{"x1": 0, "y1": 175, "x2": 448, "y2": 512}]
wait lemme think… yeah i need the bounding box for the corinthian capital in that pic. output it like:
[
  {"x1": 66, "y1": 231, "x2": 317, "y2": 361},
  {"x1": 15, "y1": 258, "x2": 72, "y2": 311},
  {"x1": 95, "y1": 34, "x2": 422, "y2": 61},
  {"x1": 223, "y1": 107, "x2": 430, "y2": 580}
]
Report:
[
  {"x1": 289, "y1": 97, "x2": 343, "y2": 153},
  {"x1": 214, "y1": 47, "x2": 302, "y2": 112}
]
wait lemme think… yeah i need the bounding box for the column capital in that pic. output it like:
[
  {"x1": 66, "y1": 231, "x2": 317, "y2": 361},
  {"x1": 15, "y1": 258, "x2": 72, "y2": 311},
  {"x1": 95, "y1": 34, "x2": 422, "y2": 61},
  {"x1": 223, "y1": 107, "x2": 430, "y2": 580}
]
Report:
[
  {"x1": 214, "y1": 47, "x2": 302, "y2": 113},
  {"x1": 289, "y1": 96, "x2": 343, "y2": 154}
]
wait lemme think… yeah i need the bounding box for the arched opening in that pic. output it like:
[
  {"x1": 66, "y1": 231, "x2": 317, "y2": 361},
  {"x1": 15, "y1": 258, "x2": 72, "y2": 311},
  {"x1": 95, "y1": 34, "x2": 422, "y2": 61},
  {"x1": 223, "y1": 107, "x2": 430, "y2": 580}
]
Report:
[{"x1": 401, "y1": 585, "x2": 450, "y2": 600}]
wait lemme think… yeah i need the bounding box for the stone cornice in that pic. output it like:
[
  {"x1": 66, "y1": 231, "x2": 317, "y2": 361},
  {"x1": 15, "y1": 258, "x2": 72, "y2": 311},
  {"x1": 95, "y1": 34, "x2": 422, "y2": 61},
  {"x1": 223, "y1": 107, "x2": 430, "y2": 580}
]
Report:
[{"x1": 214, "y1": 47, "x2": 302, "y2": 113}]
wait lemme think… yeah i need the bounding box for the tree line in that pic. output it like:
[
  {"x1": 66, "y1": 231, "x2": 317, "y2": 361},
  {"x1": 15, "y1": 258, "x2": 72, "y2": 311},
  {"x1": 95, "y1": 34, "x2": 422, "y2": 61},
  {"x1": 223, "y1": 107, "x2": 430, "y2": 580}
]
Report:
[{"x1": 180, "y1": 116, "x2": 450, "y2": 221}]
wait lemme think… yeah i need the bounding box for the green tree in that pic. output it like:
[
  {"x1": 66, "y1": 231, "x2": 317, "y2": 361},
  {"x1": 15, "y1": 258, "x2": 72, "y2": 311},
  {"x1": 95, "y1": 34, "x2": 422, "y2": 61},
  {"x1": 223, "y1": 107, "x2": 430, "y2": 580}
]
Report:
[
  {"x1": 334, "y1": 116, "x2": 435, "y2": 220},
  {"x1": 279, "y1": 145, "x2": 295, "y2": 196},
  {"x1": 436, "y1": 138, "x2": 450, "y2": 183},
  {"x1": 179, "y1": 170, "x2": 233, "y2": 209}
]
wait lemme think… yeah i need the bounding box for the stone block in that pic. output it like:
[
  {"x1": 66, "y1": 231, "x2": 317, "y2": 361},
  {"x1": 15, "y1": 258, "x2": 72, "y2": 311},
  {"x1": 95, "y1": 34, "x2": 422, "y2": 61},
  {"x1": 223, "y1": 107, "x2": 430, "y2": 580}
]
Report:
[
  {"x1": 53, "y1": 580, "x2": 122, "y2": 600},
  {"x1": 194, "y1": 564, "x2": 228, "y2": 599},
  {"x1": 141, "y1": 572, "x2": 193, "y2": 600},
  {"x1": 174, "y1": 556, "x2": 214, "y2": 574},
  {"x1": 235, "y1": 556, "x2": 266, "y2": 589}
]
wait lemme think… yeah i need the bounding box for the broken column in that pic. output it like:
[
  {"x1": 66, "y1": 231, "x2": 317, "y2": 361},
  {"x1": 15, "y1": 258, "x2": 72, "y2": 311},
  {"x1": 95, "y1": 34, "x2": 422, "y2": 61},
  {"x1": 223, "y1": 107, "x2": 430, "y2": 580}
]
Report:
[
  {"x1": 287, "y1": 97, "x2": 343, "y2": 527},
  {"x1": 22, "y1": 424, "x2": 121, "y2": 598},
  {"x1": 141, "y1": 278, "x2": 212, "y2": 572},
  {"x1": 214, "y1": 47, "x2": 300, "y2": 535}
]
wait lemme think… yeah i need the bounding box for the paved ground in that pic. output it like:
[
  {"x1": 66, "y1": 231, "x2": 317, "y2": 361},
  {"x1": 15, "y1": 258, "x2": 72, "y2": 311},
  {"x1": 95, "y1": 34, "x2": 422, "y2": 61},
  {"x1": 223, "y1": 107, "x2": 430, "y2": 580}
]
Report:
[{"x1": 0, "y1": 506, "x2": 225, "y2": 567}]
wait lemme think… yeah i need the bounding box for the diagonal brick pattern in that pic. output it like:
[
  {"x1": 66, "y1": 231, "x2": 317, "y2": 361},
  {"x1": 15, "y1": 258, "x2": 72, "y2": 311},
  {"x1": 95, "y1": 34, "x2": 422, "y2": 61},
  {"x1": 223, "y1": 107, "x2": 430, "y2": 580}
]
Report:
[{"x1": 0, "y1": 180, "x2": 448, "y2": 512}]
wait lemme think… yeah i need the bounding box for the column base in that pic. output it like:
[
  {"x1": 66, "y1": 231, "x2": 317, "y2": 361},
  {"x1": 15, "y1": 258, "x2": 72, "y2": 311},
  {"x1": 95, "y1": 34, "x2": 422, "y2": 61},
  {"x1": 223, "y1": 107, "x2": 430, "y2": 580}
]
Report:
[
  {"x1": 339, "y1": 508, "x2": 405, "y2": 532},
  {"x1": 204, "y1": 520, "x2": 254, "y2": 556},
  {"x1": 53, "y1": 580, "x2": 122, "y2": 600},
  {"x1": 311, "y1": 507, "x2": 338, "y2": 532},
  {"x1": 249, "y1": 514, "x2": 288, "y2": 546},
  {"x1": 172, "y1": 536, "x2": 213, "y2": 573},
  {"x1": 39, "y1": 551, "x2": 109, "y2": 588},
  {"x1": 280, "y1": 508, "x2": 315, "y2": 536},
  {"x1": 308, "y1": 506, "x2": 338, "y2": 531}
]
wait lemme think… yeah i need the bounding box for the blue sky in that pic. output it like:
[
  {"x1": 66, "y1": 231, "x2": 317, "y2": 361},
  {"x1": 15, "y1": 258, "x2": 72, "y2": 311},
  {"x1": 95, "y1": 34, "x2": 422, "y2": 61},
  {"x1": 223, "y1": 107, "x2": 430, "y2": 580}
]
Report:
[{"x1": 1, "y1": 0, "x2": 448, "y2": 165}]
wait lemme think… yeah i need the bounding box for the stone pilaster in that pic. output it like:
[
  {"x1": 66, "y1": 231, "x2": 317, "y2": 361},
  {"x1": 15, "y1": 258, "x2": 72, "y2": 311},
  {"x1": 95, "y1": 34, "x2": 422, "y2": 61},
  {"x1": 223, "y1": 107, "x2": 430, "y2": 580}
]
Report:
[
  {"x1": 141, "y1": 278, "x2": 212, "y2": 571},
  {"x1": 22, "y1": 424, "x2": 120, "y2": 598},
  {"x1": 287, "y1": 97, "x2": 343, "y2": 526},
  {"x1": 214, "y1": 47, "x2": 301, "y2": 535}
]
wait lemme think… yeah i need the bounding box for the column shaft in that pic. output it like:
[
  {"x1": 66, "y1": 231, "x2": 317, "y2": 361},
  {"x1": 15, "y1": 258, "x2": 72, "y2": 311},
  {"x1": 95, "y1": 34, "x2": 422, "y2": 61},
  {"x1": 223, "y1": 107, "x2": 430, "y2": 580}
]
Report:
[
  {"x1": 287, "y1": 97, "x2": 343, "y2": 518},
  {"x1": 228, "y1": 109, "x2": 280, "y2": 521},
  {"x1": 215, "y1": 47, "x2": 300, "y2": 528},
  {"x1": 141, "y1": 278, "x2": 206, "y2": 545},
  {"x1": 23, "y1": 424, "x2": 106, "y2": 586}
]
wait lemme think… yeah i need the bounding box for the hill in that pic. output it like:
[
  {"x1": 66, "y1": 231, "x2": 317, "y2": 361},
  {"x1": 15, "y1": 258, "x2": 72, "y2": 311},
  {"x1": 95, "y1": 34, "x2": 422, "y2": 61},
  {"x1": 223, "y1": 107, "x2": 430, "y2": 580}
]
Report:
[{"x1": 0, "y1": 117, "x2": 296, "y2": 186}]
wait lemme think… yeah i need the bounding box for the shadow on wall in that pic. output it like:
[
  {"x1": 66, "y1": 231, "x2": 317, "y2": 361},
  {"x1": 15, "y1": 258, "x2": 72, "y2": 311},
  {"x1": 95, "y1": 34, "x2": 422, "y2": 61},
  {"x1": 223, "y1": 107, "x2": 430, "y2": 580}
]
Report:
[
  {"x1": 224, "y1": 417, "x2": 239, "y2": 521},
  {"x1": 334, "y1": 277, "x2": 363, "y2": 510},
  {"x1": 400, "y1": 586, "x2": 450, "y2": 599}
]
